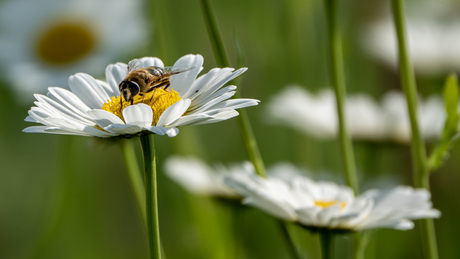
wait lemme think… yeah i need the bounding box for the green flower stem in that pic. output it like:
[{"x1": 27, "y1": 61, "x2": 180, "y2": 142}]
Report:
[
  {"x1": 277, "y1": 221, "x2": 302, "y2": 259},
  {"x1": 120, "y1": 139, "x2": 147, "y2": 228},
  {"x1": 353, "y1": 231, "x2": 372, "y2": 259},
  {"x1": 324, "y1": 0, "x2": 358, "y2": 194},
  {"x1": 391, "y1": 0, "x2": 429, "y2": 190},
  {"x1": 235, "y1": 110, "x2": 267, "y2": 177},
  {"x1": 319, "y1": 232, "x2": 335, "y2": 259},
  {"x1": 200, "y1": 0, "x2": 229, "y2": 69},
  {"x1": 140, "y1": 134, "x2": 161, "y2": 259},
  {"x1": 200, "y1": 2, "x2": 297, "y2": 258},
  {"x1": 200, "y1": 0, "x2": 266, "y2": 178},
  {"x1": 323, "y1": 0, "x2": 361, "y2": 257},
  {"x1": 391, "y1": 1, "x2": 439, "y2": 258}
]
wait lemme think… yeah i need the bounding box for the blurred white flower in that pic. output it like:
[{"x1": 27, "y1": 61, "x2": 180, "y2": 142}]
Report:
[
  {"x1": 224, "y1": 164, "x2": 440, "y2": 231},
  {"x1": 362, "y1": 0, "x2": 460, "y2": 76},
  {"x1": 266, "y1": 86, "x2": 446, "y2": 143},
  {"x1": 0, "y1": 0, "x2": 148, "y2": 101},
  {"x1": 23, "y1": 54, "x2": 259, "y2": 138},
  {"x1": 267, "y1": 87, "x2": 337, "y2": 139},
  {"x1": 164, "y1": 156, "x2": 254, "y2": 198}
]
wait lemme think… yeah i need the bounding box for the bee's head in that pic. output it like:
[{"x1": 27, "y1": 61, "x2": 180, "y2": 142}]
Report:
[{"x1": 119, "y1": 80, "x2": 140, "y2": 102}]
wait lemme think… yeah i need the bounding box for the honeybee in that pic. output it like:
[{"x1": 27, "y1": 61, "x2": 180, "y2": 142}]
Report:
[{"x1": 118, "y1": 59, "x2": 196, "y2": 106}]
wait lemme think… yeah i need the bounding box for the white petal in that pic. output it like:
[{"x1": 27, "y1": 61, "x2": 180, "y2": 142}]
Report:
[
  {"x1": 165, "y1": 127, "x2": 179, "y2": 137},
  {"x1": 168, "y1": 114, "x2": 212, "y2": 127},
  {"x1": 25, "y1": 115, "x2": 37, "y2": 123},
  {"x1": 140, "y1": 57, "x2": 164, "y2": 68},
  {"x1": 146, "y1": 126, "x2": 179, "y2": 137},
  {"x1": 192, "y1": 68, "x2": 247, "y2": 103},
  {"x1": 69, "y1": 73, "x2": 107, "y2": 109},
  {"x1": 189, "y1": 85, "x2": 236, "y2": 110},
  {"x1": 296, "y1": 207, "x2": 322, "y2": 226},
  {"x1": 189, "y1": 68, "x2": 234, "y2": 100},
  {"x1": 45, "y1": 117, "x2": 114, "y2": 137},
  {"x1": 44, "y1": 127, "x2": 97, "y2": 137},
  {"x1": 193, "y1": 109, "x2": 239, "y2": 125},
  {"x1": 190, "y1": 91, "x2": 235, "y2": 114},
  {"x1": 182, "y1": 68, "x2": 221, "y2": 99},
  {"x1": 104, "y1": 124, "x2": 143, "y2": 134},
  {"x1": 339, "y1": 199, "x2": 373, "y2": 229},
  {"x1": 23, "y1": 126, "x2": 92, "y2": 137},
  {"x1": 146, "y1": 126, "x2": 165, "y2": 135},
  {"x1": 47, "y1": 87, "x2": 92, "y2": 119},
  {"x1": 122, "y1": 103, "x2": 153, "y2": 127},
  {"x1": 97, "y1": 79, "x2": 116, "y2": 98},
  {"x1": 243, "y1": 196, "x2": 298, "y2": 221},
  {"x1": 164, "y1": 156, "x2": 215, "y2": 195},
  {"x1": 105, "y1": 62, "x2": 128, "y2": 94},
  {"x1": 170, "y1": 54, "x2": 204, "y2": 95},
  {"x1": 156, "y1": 99, "x2": 191, "y2": 126},
  {"x1": 28, "y1": 109, "x2": 56, "y2": 126},
  {"x1": 87, "y1": 109, "x2": 125, "y2": 128},
  {"x1": 40, "y1": 118, "x2": 81, "y2": 131},
  {"x1": 357, "y1": 219, "x2": 414, "y2": 231},
  {"x1": 207, "y1": 98, "x2": 260, "y2": 111},
  {"x1": 34, "y1": 94, "x2": 95, "y2": 126},
  {"x1": 23, "y1": 126, "x2": 51, "y2": 133},
  {"x1": 78, "y1": 73, "x2": 111, "y2": 101},
  {"x1": 317, "y1": 204, "x2": 342, "y2": 227}
]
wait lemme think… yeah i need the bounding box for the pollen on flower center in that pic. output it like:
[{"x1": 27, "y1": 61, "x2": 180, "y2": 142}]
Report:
[
  {"x1": 314, "y1": 200, "x2": 347, "y2": 210},
  {"x1": 35, "y1": 21, "x2": 95, "y2": 65},
  {"x1": 102, "y1": 88, "x2": 182, "y2": 126}
]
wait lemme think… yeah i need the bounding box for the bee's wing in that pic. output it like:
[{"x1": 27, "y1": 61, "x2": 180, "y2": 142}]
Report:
[
  {"x1": 127, "y1": 59, "x2": 144, "y2": 72},
  {"x1": 163, "y1": 65, "x2": 197, "y2": 75}
]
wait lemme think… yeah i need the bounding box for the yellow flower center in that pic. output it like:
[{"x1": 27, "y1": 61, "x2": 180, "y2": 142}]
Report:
[
  {"x1": 35, "y1": 21, "x2": 95, "y2": 65},
  {"x1": 102, "y1": 89, "x2": 182, "y2": 126},
  {"x1": 314, "y1": 200, "x2": 347, "y2": 210}
]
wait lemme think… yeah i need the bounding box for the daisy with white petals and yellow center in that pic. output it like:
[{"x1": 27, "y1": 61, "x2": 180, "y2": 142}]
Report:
[
  {"x1": 164, "y1": 156, "x2": 254, "y2": 198},
  {"x1": 23, "y1": 54, "x2": 259, "y2": 138},
  {"x1": 224, "y1": 163, "x2": 440, "y2": 231},
  {"x1": 0, "y1": 0, "x2": 148, "y2": 100}
]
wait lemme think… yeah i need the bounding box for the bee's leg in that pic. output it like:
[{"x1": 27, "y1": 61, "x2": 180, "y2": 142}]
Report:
[
  {"x1": 130, "y1": 99, "x2": 133, "y2": 105},
  {"x1": 120, "y1": 97, "x2": 123, "y2": 113},
  {"x1": 139, "y1": 93, "x2": 145, "y2": 103},
  {"x1": 164, "y1": 82, "x2": 171, "y2": 92},
  {"x1": 149, "y1": 88, "x2": 157, "y2": 103}
]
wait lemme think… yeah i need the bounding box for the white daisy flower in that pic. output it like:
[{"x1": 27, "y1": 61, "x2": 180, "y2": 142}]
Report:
[
  {"x1": 23, "y1": 54, "x2": 259, "y2": 138},
  {"x1": 224, "y1": 164, "x2": 440, "y2": 231},
  {"x1": 362, "y1": 0, "x2": 460, "y2": 76},
  {"x1": 0, "y1": 0, "x2": 148, "y2": 101},
  {"x1": 266, "y1": 86, "x2": 445, "y2": 143},
  {"x1": 164, "y1": 156, "x2": 253, "y2": 198},
  {"x1": 267, "y1": 87, "x2": 338, "y2": 139}
]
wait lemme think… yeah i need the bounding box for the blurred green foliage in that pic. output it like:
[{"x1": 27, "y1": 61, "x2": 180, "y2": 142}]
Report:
[
  {"x1": 0, "y1": 0, "x2": 459, "y2": 258},
  {"x1": 428, "y1": 74, "x2": 460, "y2": 171}
]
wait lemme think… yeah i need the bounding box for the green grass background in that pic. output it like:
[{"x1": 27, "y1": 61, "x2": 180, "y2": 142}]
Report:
[{"x1": 0, "y1": 0, "x2": 459, "y2": 258}]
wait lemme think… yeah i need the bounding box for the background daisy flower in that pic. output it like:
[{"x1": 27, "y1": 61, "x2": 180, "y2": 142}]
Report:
[
  {"x1": 23, "y1": 54, "x2": 259, "y2": 138},
  {"x1": 362, "y1": 0, "x2": 460, "y2": 76},
  {"x1": 224, "y1": 164, "x2": 440, "y2": 231},
  {"x1": 266, "y1": 86, "x2": 446, "y2": 143},
  {"x1": 0, "y1": 0, "x2": 148, "y2": 101},
  {"x1": 164, "y1": 156, "x2": 254, "y2": 198}
]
